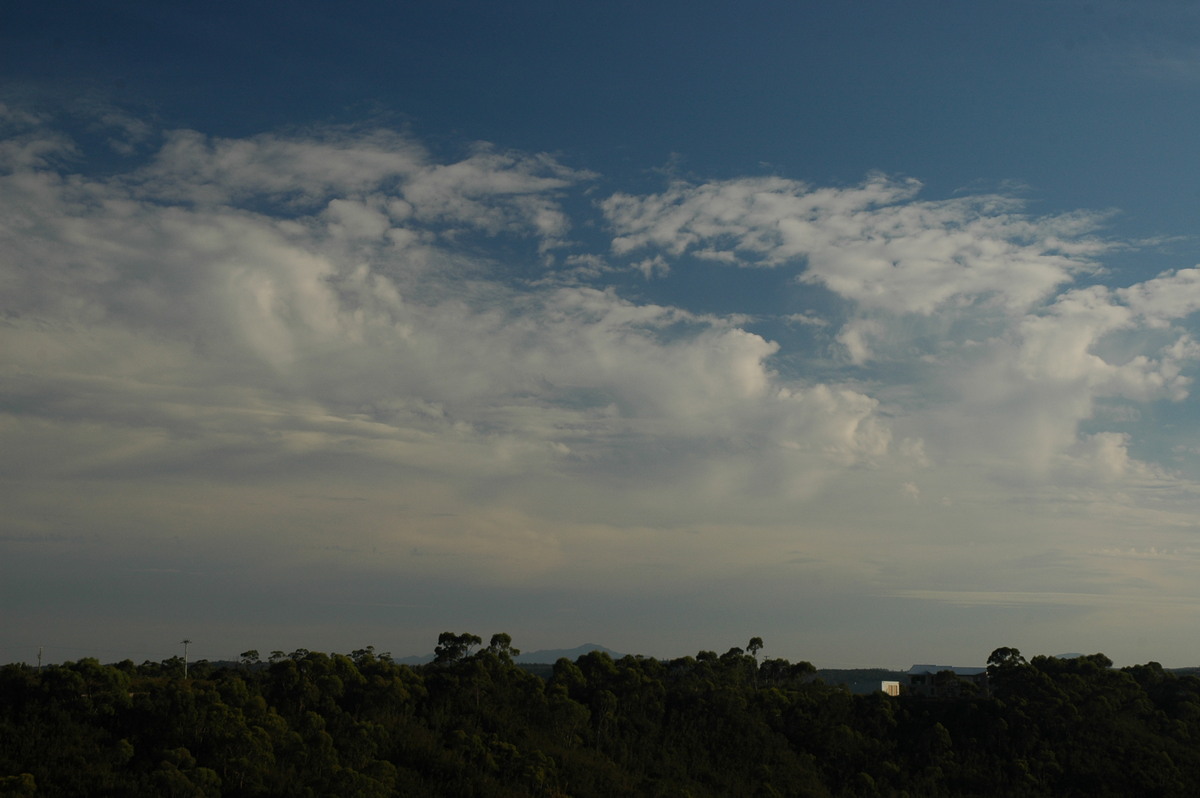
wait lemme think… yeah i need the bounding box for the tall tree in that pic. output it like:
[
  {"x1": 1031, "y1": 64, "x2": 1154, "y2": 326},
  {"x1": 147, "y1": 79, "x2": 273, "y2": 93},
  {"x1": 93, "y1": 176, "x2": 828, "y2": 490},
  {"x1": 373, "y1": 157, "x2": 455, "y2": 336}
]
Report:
[
  {"x1": 486, "y1": 633, "x2": 520, "y2": 662},
  {"x1": 433, "y1": 632, "x2": 482, "y2": 664}
]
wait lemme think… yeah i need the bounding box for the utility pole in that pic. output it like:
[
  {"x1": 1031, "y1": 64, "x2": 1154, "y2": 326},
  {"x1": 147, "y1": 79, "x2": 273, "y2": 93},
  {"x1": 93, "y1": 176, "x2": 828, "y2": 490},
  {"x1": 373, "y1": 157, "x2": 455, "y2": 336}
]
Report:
[{"x1": 181, "y1": 639, "x2": 192, "y2": 679}]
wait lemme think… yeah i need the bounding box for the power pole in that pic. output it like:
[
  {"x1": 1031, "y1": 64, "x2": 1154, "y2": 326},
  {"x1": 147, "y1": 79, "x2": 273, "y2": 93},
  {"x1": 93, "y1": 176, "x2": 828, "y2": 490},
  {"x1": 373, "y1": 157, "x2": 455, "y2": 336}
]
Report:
[{"x1": 181, "y1": 639, "x2": 192, "y2": 679}]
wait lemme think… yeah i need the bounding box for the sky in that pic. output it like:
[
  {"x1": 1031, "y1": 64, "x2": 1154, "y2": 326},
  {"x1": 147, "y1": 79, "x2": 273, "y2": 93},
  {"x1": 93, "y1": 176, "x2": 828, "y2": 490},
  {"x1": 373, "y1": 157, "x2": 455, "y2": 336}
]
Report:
[{"x1": 4, "y1": 0, "x2": 1200, "y2": 669}]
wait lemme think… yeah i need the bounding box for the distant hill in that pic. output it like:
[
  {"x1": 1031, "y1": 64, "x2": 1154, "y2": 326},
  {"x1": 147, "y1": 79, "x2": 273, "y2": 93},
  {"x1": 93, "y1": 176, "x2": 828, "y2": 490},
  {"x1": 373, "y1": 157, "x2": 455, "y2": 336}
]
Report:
[
  {"x1": 515, "y1": 643, "x2": 624, "y2": 664},
  {"x1": 394, "y1": 653, "x2": 434, "y2": 666}
]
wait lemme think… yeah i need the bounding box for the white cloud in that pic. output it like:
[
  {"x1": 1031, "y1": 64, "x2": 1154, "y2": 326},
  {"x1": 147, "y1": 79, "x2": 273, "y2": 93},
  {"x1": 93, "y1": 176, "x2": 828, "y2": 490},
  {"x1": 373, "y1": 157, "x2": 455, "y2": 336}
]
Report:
[
  {"x1": 0, "y1": 116, "x2": 908, "y2": 563},
  {"x1": 603, "y1": 175, "x2": 1110, "y2": 315},
  {"x1": 600, "y1": 171, "x2": 1200, "y2": 495},
  {"x1": 1019, "y1": 302, "x2": 1192, "y2": 404},
  {"x1": 0, "y1": 125, "x2": 75, "y2": 171},
  {"x1": 632, "y1": 254, "x2": 669, "y2": 279},
  {"x1": 1119, "y1": 267, "x2": 1200, "y2": 325},
  {"x1": 10, "y1": 111, "x2": 1200, "y2": 668},
  {"x1": 128, "y1": 128, "x2": 591, "y2": 249},
  {"x1": 10, "y1": 118, "x2": 1196, "y2": 521},
  {"x1": 835, "y1": 318, "x2": 883, "y2": 365},
  {"x1": 785, "y1": 311, "x2": 828, "y2": 327}
]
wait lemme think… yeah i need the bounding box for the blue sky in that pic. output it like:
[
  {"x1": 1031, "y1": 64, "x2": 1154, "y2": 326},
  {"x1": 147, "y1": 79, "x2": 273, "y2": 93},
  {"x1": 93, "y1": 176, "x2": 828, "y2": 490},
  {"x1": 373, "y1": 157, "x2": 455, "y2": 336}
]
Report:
[{"x1": 4, "y1": 0, "x2": 1200, "y2": 668}]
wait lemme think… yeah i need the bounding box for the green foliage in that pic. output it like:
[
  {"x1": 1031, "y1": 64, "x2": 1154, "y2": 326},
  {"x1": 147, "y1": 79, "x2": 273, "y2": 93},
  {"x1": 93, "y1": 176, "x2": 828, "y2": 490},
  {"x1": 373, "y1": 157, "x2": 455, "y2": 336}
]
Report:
[
  {"x1": 4, "y1": 643, "x2": 1200, "y2": 796},
  {"x1": 433, "y1": 631, "x2": 483, "y2": 664}
]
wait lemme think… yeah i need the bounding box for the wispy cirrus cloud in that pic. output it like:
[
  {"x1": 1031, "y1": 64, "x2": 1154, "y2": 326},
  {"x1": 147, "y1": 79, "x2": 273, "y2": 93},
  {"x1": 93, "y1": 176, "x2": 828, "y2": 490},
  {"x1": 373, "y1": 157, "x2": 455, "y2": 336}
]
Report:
[{"x1": 603, "y1": 175, "x2": 1112, "y2": 315}]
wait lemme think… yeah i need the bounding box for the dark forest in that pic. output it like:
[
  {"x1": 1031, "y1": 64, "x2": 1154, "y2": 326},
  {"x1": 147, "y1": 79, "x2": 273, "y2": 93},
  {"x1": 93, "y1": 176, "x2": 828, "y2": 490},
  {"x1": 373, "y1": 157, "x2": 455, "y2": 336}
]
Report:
[{"x1": 2, "y1": 635, "x2": 1197, "y2": 796}]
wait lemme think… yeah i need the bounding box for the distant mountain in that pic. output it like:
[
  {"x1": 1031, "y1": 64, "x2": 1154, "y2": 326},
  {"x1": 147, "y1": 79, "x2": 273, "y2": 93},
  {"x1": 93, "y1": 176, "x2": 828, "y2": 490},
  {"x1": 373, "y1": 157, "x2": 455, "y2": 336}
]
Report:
[
  {"x1": 395, "y1": 653, "x2": 434, "y2": 666},
  {"x1": 394, "y1": 643, "x2": 623, "y2": 667},
  {"x1": 515, "y1": 643, "x2": 624, "y2": 664}
]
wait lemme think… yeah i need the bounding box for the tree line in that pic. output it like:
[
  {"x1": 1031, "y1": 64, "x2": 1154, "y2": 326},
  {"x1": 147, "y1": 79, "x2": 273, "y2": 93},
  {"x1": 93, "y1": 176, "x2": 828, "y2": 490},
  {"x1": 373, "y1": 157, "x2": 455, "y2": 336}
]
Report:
[{"x1": 2, "y1": 636, "x2": 1199, "y2": 796}]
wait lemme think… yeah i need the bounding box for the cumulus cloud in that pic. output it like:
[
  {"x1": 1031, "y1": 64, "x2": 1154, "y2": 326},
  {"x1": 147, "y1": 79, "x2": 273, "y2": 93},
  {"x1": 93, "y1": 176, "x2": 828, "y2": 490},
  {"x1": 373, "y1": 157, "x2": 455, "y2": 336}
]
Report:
[
  {"x1": 600, "y1": 170, "x2": 1200, "y2": 496},
  {"x1": 1, "y1": 111, "x2": 909, "y2": 579},
  {"x1": 8, "y1": 106, "x2": 1200, "y2": 661},
  {"x1": 1017, "y1": 283, "x2": 1196, "y2": 403}
]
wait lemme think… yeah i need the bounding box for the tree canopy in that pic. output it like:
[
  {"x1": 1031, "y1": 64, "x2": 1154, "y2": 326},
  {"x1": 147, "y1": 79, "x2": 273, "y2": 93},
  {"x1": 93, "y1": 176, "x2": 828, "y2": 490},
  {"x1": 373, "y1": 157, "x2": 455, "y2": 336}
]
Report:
[{"x1": 2, "y1": 637, "x2": 1198, "y2": 796}]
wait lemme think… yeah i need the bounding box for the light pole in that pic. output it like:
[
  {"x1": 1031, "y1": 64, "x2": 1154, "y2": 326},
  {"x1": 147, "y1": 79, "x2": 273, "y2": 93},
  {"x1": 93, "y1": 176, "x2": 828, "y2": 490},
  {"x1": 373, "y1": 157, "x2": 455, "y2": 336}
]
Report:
[{"x1": 181, "y1": 639, "x2": 192, "y2": 679}]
